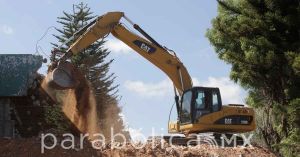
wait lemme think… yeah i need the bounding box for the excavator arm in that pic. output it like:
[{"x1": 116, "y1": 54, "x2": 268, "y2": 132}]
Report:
[{"x1": 62, "y1": 11, "x2": 192, "y2": 95}]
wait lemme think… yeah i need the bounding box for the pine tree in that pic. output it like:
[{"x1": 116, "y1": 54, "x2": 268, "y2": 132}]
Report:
[
  {"x1": 51, "y1": 3, "x2": 129, "y2": 139},
  {"x1": 207, "y1": 0, "x2": 300, "y2": 156}
]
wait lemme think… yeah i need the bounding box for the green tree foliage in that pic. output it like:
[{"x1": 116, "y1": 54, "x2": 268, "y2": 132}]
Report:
[
  {"x1": 44, "y1": 105, "x2": 71, "y2": 133},
  {"x1": 50, "y1": 3, "x2": 128, "y2": 138},
  {"x1": 207, "y1": 0, "x2": 300, "y2": 156}
]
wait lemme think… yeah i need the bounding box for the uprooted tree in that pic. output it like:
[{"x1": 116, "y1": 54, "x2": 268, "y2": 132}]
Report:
[
  {"x1": 207, "y1": 0, "x2": 300, "y2": 156},
  {"x1": 50, "y1": 2, "x2": 130, "y2": 139}
]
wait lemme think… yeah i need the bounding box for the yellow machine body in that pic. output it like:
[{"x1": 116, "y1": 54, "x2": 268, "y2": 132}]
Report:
[{"x1": 169, "y1": 105, "x2": 255, "y2": 134}]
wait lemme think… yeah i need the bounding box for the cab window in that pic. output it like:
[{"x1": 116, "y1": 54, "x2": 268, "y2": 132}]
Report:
[
  {"x1": 195, "y1": 91, "x2": 205, "y2": 109},
  {"x1": 194, "y1": 89, "x2": 211, "y2": 120},
  {"x1": 212, "y1": 91, "x2": 221, "y2": 112},
  {"x1": 180, "y1": 91, "x2": 192, "y2": 123}
]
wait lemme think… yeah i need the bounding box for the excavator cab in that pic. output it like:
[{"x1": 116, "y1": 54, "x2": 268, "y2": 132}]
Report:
[
  {"x1": 180, "y1": 87, "x2": 222, "y2": 124},
  {"x1": 169, "y1": 86, "x2": 255, "y2": 134}
]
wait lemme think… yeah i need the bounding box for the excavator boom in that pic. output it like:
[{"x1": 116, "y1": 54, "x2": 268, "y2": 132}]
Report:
[
  {"x1": 60, "y1": 11, "x2": 192, "y2": 95},
  {"x1": 112, "y1": 24, "x2": 192, "y2": 95}
]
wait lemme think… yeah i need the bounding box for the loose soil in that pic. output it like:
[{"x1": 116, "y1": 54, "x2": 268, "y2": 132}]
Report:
[{"x1": 0, "y1": 138, "x2": 276, "y2": 157}]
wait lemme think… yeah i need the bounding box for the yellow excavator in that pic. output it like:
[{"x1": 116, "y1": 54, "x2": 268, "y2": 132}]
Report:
[{"x1": 48, "y1": 12, "x2": 255, "y2": 144}]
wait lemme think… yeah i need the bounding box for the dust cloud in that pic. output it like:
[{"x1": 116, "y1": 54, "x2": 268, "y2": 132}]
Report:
[{"x1": 41, "y1": 71, "x2": 100, "y2": 140}]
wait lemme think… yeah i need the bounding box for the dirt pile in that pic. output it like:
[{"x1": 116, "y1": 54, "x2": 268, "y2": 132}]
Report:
[
  {"x1": 101, "y1": 141, "x2": 276, "y2": 157},
  {"x1": 0, "y1": 138, "x2": 276, "y2": 157},
  {"x1": 0, "y1": 138, "x2": 98, "y2": 157}
]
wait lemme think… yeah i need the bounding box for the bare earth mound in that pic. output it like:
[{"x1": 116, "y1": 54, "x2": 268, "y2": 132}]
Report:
[{"x1": 0, "y1": 138, "x2": 276, "y2": 157}]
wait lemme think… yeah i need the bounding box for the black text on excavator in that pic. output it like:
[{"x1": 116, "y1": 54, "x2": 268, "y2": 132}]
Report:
[{"x1": 47, "y1": 12, "x2": 256, "y2": 145}]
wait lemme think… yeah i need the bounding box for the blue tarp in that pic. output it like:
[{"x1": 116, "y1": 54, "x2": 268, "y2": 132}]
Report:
[{"x1": 0, "y1": 54, "x2": 43, "y2": 96}]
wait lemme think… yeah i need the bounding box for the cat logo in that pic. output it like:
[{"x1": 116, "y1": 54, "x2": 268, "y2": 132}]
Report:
[
  {"x1": 133, "y1": 40, "x2": 156, "y2": 54},
  {"x1": 225, "y1": 118, "x2": 232, "y2": 124}
]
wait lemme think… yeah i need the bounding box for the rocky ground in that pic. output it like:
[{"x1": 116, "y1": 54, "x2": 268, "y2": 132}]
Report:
[{"x1": 0, "y1": 138, "x2": 276, "y2": 157}]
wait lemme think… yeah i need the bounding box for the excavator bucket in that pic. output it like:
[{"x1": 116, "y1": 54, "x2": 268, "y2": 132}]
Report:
[{"x1": 47, "y1": 62, "x2": 78, "y2": 90}]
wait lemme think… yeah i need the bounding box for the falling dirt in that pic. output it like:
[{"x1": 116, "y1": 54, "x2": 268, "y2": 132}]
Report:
[{"x1": 41, "y1": 70, "x2": 100, "y2": 140}]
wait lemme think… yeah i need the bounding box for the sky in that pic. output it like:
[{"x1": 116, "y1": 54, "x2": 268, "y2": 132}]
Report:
[{"x1": 0, "y1": 0, "x2": 247, "y2": 140}]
